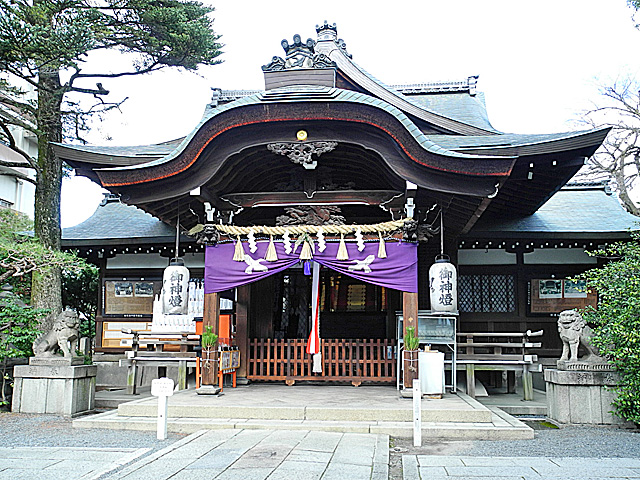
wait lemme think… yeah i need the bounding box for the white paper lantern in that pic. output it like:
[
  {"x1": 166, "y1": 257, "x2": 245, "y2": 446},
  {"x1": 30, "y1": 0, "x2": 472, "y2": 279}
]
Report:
[
  {"x1": 429, "y1": 255, "x2": 457, "y2": 313},
  {"x1": 162, "y1": 258, "x2": 190, "y2": 315}
]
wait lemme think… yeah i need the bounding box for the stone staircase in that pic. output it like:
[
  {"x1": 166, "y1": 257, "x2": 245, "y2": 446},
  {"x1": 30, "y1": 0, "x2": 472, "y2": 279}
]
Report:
[{"x1": 74, "y1": 384, "x2": 533, "y2": 440}]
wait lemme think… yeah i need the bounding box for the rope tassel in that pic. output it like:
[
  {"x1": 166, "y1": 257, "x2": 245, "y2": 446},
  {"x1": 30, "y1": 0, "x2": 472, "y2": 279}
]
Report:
[
  {"x1": 299, "y1": 240, "x2": 313, "y2": 260},
  {"x1": 337, "y1": 234, "x2": 349, "y2": 260},
  {"x1": 233, "y1": 236, "x2": 245, "y2": 262},
  {"x1": 265, "y1": 235, "x2": 278, "y2": 261},
  {"x1": 378, "y1": 232, "x2": 387, "y2": 259}
]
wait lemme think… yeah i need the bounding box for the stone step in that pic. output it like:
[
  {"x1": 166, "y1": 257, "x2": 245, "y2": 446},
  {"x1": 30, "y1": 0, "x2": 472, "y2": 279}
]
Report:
[
  {"x1": 498, "y1": 404, "x2": 547, "y2": 416},
  {"x1": 117, "y1": 402, "x2": 491, "y2": 423},
  {"x1": 115, "y1": 390, "x2": 493, "y2": 424},
  {"x1": 73, "y1": 408, "x2": 533, "y2": 440}
]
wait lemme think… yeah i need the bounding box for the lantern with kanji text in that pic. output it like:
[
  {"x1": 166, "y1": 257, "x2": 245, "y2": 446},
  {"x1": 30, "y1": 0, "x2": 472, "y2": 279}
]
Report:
[
  {"x1": 428, "y1": 254, "x2": 457, "y2": 313},
  {"x1": 162, "y1": 258, "x2": 190, "y2": 315}
]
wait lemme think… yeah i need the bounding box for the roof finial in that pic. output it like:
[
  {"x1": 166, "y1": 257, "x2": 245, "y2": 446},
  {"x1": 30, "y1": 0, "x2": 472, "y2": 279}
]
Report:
[
  {"x1": 316, "y1": 20, "x2": 337, "y2": 41},
  {"x1": 263, "y1": 29, "x2": 336, "y2": 72},
  {"x1": 315, "y1": 21, "x2": 351, "y2": 59}
]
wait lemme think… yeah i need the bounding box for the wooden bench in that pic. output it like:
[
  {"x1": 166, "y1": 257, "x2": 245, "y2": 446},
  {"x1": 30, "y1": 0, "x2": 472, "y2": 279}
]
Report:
[
  {"x1": 120, "y1": 329, "x2": 199, "y2": 394},
  {"x1": 456, "y1": 330, "x2": 543, "y2": 400}
]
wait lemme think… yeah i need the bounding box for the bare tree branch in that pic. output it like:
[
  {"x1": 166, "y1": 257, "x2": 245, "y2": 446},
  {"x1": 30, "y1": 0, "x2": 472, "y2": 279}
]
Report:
[
  {"x1": 581, "y1": 79, "x2": 640, "y2": 216},
  {"x1": 67, "y1": 83, "x2": 109, "y2": 96},
  {"x1": 66, "y1": 63, "x2": 163, "y2": 89}
]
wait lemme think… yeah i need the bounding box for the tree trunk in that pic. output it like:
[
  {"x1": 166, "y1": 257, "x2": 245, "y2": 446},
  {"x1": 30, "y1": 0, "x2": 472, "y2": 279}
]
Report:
[{"x1": 31, "y1": 67, "x2": 64, "y2": 332}]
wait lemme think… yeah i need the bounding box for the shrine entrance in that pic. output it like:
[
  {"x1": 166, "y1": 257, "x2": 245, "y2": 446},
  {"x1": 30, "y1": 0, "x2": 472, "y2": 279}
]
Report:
[
  {"x1": 251, "y1": 269, "x2": 394, "y2": 341},
  {"x1": 244, "y1": 266, "x2": 400, "y2": 385},
  {"x1": 203, "y1": 224, "x2": 417, "y2": 386}
]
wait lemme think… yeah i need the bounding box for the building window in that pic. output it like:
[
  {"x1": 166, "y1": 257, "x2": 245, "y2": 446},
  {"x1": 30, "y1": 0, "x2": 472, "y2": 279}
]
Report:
[
  {"x1": 0, "y1": 198, "x2": 14, "y2": 208},
  {"x1": 459, "y1": 274, "x2": 516, "y2": 313}
]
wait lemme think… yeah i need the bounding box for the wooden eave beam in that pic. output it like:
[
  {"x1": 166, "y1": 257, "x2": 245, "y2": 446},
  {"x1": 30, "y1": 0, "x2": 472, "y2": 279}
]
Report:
[{"x1": 218, "y1": 190, "x2": 404, "y2": 208}]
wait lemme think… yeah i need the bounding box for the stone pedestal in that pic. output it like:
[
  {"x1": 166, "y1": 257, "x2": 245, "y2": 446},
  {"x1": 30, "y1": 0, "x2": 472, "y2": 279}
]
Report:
[
  {"x1": 545, "y1": 368, "x2": 633, "y2": 426},
  {"x1": 12, "y1": 357, "x2": 97, "y2": 417}
]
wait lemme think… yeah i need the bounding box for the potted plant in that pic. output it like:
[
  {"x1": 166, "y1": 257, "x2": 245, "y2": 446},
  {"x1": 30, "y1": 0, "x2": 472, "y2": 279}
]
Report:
[
  {"x1": 201, "y1": 326, "x2": 218, "y2": 387},
  {"x1": 403, "y1": 325, "x2": 420, "y2": 388}
]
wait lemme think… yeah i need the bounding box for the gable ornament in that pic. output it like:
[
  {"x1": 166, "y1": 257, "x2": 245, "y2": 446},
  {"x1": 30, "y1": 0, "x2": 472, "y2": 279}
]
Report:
[{"x1": 267, "y1": 141, "x2": 338, "y2": 169}]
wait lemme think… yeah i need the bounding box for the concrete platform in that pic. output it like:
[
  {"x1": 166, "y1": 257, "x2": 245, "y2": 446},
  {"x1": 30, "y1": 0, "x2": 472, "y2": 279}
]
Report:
[
  {"x1": 95, "y1": 386, "x2": 153, "y2": 409},
  {"x1": 74, "y1": 384, "x2": 534, "y2": 440},
  {"x1": 476, "y1": 388, "x2": 547, "y2": 416}
]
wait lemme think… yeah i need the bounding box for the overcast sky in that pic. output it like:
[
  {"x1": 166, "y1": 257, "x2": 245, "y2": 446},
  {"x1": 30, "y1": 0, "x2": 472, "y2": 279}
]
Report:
[{"x1": 61, "y1": 0, "x2": 640, "y2": 227}]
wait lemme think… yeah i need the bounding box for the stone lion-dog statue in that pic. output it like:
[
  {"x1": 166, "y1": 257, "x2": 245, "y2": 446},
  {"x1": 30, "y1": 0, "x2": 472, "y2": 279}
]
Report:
[
  {"x1": 557, "y1": 309, "x2": 602, "y2": 362},
  {"x1": 33, "y1": 309, "x2": 80, "y2": 358}
]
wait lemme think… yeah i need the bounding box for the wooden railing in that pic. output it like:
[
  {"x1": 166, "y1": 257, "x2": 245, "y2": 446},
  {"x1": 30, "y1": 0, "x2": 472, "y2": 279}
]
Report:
[{"x1": 247, "y1": 338, "x2": 397, "y2": 386}]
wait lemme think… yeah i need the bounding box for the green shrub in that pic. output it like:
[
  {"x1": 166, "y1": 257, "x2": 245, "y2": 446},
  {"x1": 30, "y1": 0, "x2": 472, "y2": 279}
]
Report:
[
  {"x1": 577, "y1": 232, "x2": 640, "y2": 424},
  {"x1": 0, "y1": 299, "x2": 47, "y2": 358},
  {"x1": 0, "y1": 298, "x2": 48, "y2": 406}
]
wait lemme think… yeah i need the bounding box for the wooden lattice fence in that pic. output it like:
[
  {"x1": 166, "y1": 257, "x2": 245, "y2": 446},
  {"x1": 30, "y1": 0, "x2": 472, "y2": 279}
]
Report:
[{"x1": 247, "y1": 338, "x2": 396, "y2": 386}]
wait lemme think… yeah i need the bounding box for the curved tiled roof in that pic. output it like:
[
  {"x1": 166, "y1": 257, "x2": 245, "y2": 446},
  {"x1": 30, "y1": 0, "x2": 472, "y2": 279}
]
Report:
[
  {"x1": 427, "y1": 129, "x2": 610, "y2": 156},
  {"x1": 97, "y1": 85, "x2": 508, "y2": 176}
]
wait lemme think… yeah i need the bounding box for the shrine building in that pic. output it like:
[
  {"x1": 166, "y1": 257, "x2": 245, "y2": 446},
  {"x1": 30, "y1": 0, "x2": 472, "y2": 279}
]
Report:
[{"x1": 58, "y1": 22, "x2": 636, "y2": 389}]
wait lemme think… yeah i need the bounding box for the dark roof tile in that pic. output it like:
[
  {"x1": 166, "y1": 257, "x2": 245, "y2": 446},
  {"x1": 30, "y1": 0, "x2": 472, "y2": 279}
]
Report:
[{"x1": 468, "y1": 186, "x2": 638, "y2": 237}]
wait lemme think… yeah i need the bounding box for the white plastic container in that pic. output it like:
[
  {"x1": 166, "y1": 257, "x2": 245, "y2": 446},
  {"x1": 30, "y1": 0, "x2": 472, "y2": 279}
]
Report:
[{"x1": 418, "y1": 350, "x2": 445, "y2": 395}]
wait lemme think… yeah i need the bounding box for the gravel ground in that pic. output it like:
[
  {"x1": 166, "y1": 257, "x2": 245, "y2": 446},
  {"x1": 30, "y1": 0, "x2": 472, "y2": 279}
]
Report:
[
  {"x1": 388, "y1": 421, "x2": 640, "y2": 479},
  {"x1": 0, "y1": 412, "x2": 184, "y2": 450},
  {"x1": 391, "y1": 421, "x2": 640, "y2": 458}
]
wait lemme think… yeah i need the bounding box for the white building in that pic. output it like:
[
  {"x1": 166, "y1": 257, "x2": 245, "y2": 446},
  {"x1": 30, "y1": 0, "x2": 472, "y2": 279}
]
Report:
[{"x1": 0, "y1": 75, "x2": 37, "y2": 218}]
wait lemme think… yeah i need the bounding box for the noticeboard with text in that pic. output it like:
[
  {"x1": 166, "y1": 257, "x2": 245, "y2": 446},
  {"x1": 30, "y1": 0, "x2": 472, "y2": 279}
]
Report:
[
  {"x1": 103, "y1": 279, "x2": 161, "y2": 317},
  {"x1": 528, "y1": 279, "x2": 597, "y2": 315}
]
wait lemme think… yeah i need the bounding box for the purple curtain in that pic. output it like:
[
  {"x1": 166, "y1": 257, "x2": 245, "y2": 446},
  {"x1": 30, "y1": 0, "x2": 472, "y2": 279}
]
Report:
[{"x1": 204, "y1": 240, "x2": 417, "y2": 293}]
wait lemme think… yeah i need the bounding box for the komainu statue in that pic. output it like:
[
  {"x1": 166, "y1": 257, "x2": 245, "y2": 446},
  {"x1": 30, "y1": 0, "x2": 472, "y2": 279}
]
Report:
[
  {"x1": 33, "y1": 309, "x2": 80, "y2": 358},
  {"x1": 557, "y1": 309, "x2": 603, "y2": 362}
]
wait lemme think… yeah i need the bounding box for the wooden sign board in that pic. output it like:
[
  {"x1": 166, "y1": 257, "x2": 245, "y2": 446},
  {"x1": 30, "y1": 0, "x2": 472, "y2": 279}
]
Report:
[
  {"x1": 103, "y1": 279, "x2": 161, "y2": 316},
  {"x1": 529, "y1": 279, "x2": 597, "y2": 315}
]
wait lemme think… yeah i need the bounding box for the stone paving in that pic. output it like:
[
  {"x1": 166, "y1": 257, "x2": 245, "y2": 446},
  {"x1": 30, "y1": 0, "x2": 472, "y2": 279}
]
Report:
[
  {"x1": 402, "y1": 454, "x2": 640, "y2": 479},
  {"x1": 1, "y1": 426, "x2": 639, "y2": 479},
  {"x1": 107, "y1": 429, "x2": 388, "y2": 480},
  {"x1": 0, "y1": 446, "x2": 149, "y2": 480}
]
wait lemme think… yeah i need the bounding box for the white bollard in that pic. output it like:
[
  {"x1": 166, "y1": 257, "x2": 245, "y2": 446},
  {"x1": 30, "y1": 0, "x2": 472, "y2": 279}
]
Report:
[
  {"x1": 413, "y1": 378, "x2": 422, "y2": 447},
  {"x1": 151, "y1": 378, "x2": 174, "y2": 440}
]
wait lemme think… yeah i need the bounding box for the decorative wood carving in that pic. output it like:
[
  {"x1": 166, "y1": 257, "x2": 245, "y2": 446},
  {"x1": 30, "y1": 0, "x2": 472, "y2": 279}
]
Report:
[
  {"x1": 267, "y1": 141, "x2": 338, "y2": 169},
  {"x1": 193, "y1": 224, "x2": 220, "y2": 245},
  {"x1": 275, "y1": 205, "x2": 346, "y2": 226},
  {"x1": 402, "y1": 218, "x2": 440, "y2": 243}
]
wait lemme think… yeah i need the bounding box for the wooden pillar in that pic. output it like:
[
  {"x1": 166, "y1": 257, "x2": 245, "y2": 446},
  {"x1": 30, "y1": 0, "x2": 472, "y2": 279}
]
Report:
[
  {"x1": 201, "y1": 292, "x2": 219, "y2": 386},
  {"x1": 236, "y1": 284, "x2": 250, "y2": 379},
  {"x1": 203, "y1": 292, "x2": 220, "y2": 336},
  {"x1": 402, "y1": 291, "x2": 419, "y2": 388}
]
